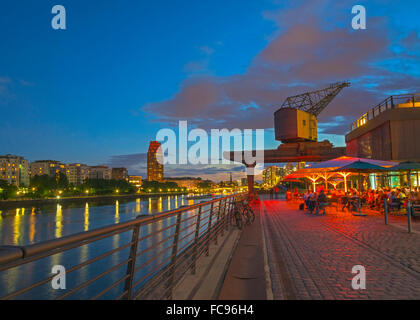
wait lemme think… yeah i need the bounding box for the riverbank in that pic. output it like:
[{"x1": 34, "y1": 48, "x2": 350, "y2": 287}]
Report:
[{"x1": 0, "y1": 192, "x2": 188, "y2": 211}]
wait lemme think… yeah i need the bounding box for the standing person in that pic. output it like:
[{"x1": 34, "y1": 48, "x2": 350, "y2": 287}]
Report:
[
  {"x1": 317, "y1": 190, "x2": 328, "y2": 215},
  {"x1": 303, "y1": 190, "x2": 310, "y2": 210},
  {"x1": 274, "y1": 186, "x2": 280, "y2": 199}
]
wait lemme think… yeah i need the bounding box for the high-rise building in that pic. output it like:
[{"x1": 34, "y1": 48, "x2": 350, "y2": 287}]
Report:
[
  {"x1": 89, "y1": 166, "x2": 112, "y2": 180},
  {"x1": 112, "y1": 167, "x2": 128, "y2": 181},
  {"x1": 262, "y1": 166, "x2": 287, "y2": 187},
  {"x1": 30, "y1": 160, "x2": 65, "y2": 178},
  {"x1": 263, "y1": 166, "x2": 279, "y2": 187},
  {"x1": 0, "y1": 154, "x2": 30, "y2": 187},
  {"x1": 147, "y1": 141, "x2": 164, "y2": 182},
  {"x1": 65, "y1": 163, "x2": 89, "y2": 185}
]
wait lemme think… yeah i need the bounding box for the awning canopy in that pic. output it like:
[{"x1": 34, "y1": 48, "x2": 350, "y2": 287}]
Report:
[
  {"x1": 282, "y1": 156, "x2": 398, "y2": 192},
  {"x1": 331, "y1": 160, "x2": 389, "y2": 173},
  {"x1": 307, "y1": 156, "x2": 397, "y2": 171},
  {"x1": 388, "y1": 161, "x2": 420, "y2": 171}
]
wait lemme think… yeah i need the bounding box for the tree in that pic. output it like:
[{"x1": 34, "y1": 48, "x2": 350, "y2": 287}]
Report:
[
  {"x1": 0, "y1": 179, "x2": 18, "y2": 200},
  {"x1": 197, "y1": 180, "x2": 214, "y2": 189},
  {"x1": 56, "y1": 172, "x2": 69, "y2": 189}
]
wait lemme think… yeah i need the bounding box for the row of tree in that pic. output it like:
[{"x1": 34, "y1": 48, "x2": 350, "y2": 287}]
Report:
[{"x1": 0, "y1": 176, "x2": 219, "y2": 200}]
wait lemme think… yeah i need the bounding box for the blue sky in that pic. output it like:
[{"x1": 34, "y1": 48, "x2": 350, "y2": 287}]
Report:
[{"x1": 0, "y1": 0, "x2": 419, "y2": 180}]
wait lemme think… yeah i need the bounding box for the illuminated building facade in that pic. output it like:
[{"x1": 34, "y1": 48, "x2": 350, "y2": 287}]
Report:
[
  {"x1": 89, "y1": 166, "x2": 112, "y2": 180},
  {"x1": 346, "y1": 94, "x2": 420, "y2": 161},
  {"x1": 262, "y1": 166, "x2": 284, "y2": 187},
  {"x1": 111, "y1": 167, "x2": 128, "y2": 181},
  {"x1": 128, "y1": 175, "x2": 142, "y2": 187},
  {"x1": 165, "y1": 177, "x2": 201, "y2": 188},
  {"x1": 66, "y1": 163, "x2": 90, "y2": 185},
  {"x1": 147, "y1": 141, "x2": 164, "y2": 182},
  {"x1": 0, "y1": 154, "x2": 30, "y2": 187},
  {"x1": 30, "y1": 160, "x2": 65, "y2": 178}
]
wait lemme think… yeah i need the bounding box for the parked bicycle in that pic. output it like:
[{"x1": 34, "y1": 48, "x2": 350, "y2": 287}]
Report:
[{"x1": 232, "y1": 197, "x2": 255, "y2": 229}]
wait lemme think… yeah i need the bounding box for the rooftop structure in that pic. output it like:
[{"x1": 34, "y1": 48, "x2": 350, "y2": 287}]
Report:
[{"x1": 346, "y1": 93, "x2": 420, "y2": 162}]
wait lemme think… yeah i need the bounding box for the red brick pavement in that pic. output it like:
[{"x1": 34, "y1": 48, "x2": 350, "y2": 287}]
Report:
[{"x1": 261, "y1": 200, "x2": 420, "y2": 299}]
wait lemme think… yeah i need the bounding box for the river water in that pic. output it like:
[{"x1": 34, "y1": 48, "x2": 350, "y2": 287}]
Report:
[{"x1": 0, "y1": 195, "x2": 215, "y2": 299}]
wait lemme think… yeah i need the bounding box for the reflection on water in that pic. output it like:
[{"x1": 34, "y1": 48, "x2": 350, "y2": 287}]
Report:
[
  {"x1": 0, "y1": 195, "x2": 208, "y2": 247},
  {"x1": 56, "y1": 204, "x2": 62, "y2": 238},
  {"x1": 115, "y1": 201, "x2": 120, "y2": 224},
  {"x1": 29, "y1": 210, "x2": 35, "y2": 243},
  {"x1": 14, "y1": 209, "x2": 21, "y2": 244},
  {"x1": 136, "y1": 198, "x2": 140, "y2": 213},
  {"x1": 0, "y1": 195, "x2": 217, "y2": 299},
  {"x1": 84, "y1": 203, "x2": 89, "y2": 231},
  {"x1": 158, "y1": 197, "x2": 162, "y2": 212}
]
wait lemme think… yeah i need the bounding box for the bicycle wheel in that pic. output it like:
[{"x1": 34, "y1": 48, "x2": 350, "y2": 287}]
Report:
[
  {"x1": 242, "y1": 207, "x2": 252, "y2": 225},
  {"x1": 234, "y1": 212, "x2": 243, "y2": 229},
  {"x1": 246, "y1": 206, "x2": 255, "y2": 223}
]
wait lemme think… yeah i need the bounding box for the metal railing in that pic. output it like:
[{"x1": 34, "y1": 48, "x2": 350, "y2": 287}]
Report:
[
  {"x1": 350, "y1": 93, "x2": 420, "y2": 131},
  {"x1": 0, "y1": 193, "x2": 245, "y2": 300}
]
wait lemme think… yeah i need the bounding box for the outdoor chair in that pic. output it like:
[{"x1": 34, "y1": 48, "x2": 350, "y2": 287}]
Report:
[
  {"x1": 389, "y1": 200, "x2": 402, "y2": 212},
  {"x1": 412, "y1": 201, "x2": 420, "y2": 218}
]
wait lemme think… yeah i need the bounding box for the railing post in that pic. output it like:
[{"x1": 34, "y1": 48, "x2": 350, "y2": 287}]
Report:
[
  {"x1": 167, "y1": 211, "x2": 182, "y2": 299},
  {"x1": 214, "y1": 199, "x2": 223, "y2": 245},
  {"x1": 123, "y1": 224, "x2": 140, "y2": 300},
  {"x1": 384, "y1": 198, "x2": 388, "y2": 225},
  {"x1": 220, "y1": 199, "x2": 226, "y2": 238},
  {"x1": 191, "y1": 206, "x2": 202, "y2": 275},
  {"x1": 407, "y1": 201, "x2": 412, "y2": 233},
  {"x1": 206, "y1": 202, "x2": 214, "y2": 256},
  {"x1": 225, "y1": 198, "x2": 231, "y2": 231}
]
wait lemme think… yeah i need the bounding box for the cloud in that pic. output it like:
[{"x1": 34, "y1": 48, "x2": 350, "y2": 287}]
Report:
[
  {"x1": 0, "y1": 77, "x2": 11, "y2": 84},
  {"x1": 140, "y1": 0, "x2": 418, "y2": 135},
  {"x1": 106, "y1": 152, "x2": 247, "y2": 181},
  {"x1": 199, "y1": 45, "x2": 215, "y2": 55},
  {"x1": 183, "y1": 60, "x2": 209, "y2": 73},
  {"x1": 106, "y1": 153, "x2": 148, "y2": 175}
]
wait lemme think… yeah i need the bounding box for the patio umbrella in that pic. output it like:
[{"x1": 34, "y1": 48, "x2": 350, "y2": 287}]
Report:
[
  {"x1": 332, "y1": 161, "x2": 388, "y2": 216},
  {"x1": 387, "y1": 162, "x2": 420, "y2": 190},
  {"x1": 332, "y1": 160, "x2": 388, "y2": 192},
  {"x1": 298, "y1": 156, "x2": 397, "y2": 192}
]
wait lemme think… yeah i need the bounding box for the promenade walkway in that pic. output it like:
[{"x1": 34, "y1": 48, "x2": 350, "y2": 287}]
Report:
[{"x1": 219, "y1": 198, "x2": 420, "y2": 300}]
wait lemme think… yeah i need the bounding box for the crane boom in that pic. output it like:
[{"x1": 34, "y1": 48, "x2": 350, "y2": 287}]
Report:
[{"x1": 280, "y1": 81, "x2": 350, "y2": 116}]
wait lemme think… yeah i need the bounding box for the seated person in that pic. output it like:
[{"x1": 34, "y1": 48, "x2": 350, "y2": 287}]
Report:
[
  {"x1": 389, "y1": 191, "x2": 401, "y2": 210},
  {"x1": 341, "y1": 193, "x2": 349, "y2": 211}
]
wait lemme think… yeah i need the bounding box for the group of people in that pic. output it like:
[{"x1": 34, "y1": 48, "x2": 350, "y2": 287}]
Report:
[
  {"x1": 362, "y1": 187, "x2": 420, "y2": 211},
  {"x1": 302, "y1": 190, "x2": 328, "y2": 215},
  {"x1": 296, "y1": 187, "x2": 420, "y2": 214}
]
